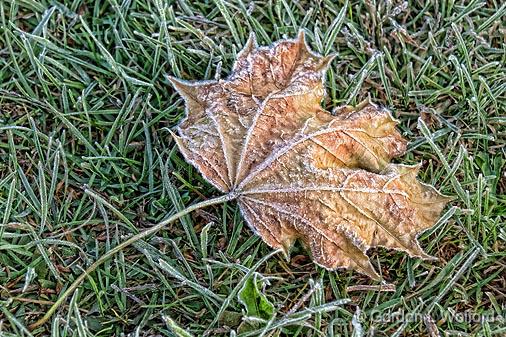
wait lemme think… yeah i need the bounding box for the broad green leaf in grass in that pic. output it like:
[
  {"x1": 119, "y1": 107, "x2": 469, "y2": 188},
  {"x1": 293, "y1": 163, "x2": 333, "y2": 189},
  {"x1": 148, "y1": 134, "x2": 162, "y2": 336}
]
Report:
[{"x1": 238, "y1": 272, "x2": 275, "y2": 321}]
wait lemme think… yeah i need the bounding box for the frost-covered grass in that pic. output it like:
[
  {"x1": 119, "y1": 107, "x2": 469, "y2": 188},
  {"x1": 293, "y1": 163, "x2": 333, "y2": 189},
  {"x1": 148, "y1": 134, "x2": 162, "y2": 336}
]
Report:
[{"x1": 0, "y1": 1, "x2": 505, "y2": 336}]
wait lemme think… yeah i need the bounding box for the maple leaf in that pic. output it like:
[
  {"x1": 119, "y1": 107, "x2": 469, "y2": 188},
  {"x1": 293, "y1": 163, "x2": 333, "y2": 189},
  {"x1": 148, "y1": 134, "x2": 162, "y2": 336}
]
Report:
[{"x1": 169, "y1": 31, "x2": 451, "y2": 280}]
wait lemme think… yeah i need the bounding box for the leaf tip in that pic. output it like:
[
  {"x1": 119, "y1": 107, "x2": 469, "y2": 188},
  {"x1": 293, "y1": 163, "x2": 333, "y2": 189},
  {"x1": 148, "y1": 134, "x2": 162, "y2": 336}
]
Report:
[
  {"x1": 404, "y1": 238, "x2": 439, "y2": 261},
  {"x1": 359, "y1": 264, "x2": 382, "y2": 281},
  {"x1": 296, "y1": 29, "x2": 306, "y2": 46},
  {"x1": 295, "y1": 29, "x2": 318, "y2": 56},
  {"x1": 166, "y1": 128, "x2": 179, "y2": 141},
  {"x1": 239, "y1": 32, "x2": 257, "y2": 57},
  {"x1": 168, "y1": 76, "x2": 199, "y2": 101},
  {"x1": 317, "y1": 53, "x2": 337, "y2": 71},
  {"x1": 233, "y1": 33, "x2": 258, "y2": 70}
]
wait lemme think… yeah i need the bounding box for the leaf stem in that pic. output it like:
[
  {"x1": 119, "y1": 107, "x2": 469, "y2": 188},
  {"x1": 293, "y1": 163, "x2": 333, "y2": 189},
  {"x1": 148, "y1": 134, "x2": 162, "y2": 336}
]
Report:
[{"x1": 29, "y1": 190, "x2": 234, "y2": 330}]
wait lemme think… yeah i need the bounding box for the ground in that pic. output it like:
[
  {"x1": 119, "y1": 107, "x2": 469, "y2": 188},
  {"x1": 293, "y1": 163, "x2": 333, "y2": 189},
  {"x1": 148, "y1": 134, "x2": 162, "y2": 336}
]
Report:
[{"x1": 0, "y1": 0, "x2": 505, "y2": 336}]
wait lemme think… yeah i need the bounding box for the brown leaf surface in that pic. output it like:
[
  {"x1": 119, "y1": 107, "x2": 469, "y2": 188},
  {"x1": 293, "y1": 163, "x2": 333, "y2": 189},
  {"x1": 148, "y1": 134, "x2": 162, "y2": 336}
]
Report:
[{"x1": 169, "y1": 31, "x2": 451, "y2": 279}]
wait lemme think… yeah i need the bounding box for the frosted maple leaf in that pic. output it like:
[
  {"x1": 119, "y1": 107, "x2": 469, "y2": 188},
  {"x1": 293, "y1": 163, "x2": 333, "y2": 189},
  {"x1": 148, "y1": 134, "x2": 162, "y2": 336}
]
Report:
[{"x1": 169, "y1": 31, "x2": 450, "y2": 279}]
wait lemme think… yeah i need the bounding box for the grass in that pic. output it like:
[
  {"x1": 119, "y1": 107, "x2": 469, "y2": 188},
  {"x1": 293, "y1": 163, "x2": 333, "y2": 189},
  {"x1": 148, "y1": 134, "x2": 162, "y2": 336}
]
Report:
[{"x1": 0, "y1": 0, "x2": 505, "y2": 336}]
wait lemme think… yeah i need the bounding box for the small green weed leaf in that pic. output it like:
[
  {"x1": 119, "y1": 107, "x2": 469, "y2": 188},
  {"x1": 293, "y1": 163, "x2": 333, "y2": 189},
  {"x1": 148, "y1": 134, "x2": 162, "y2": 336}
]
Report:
[{"x1": 238, "y1": 272, "x2": 274, "y2": 321}]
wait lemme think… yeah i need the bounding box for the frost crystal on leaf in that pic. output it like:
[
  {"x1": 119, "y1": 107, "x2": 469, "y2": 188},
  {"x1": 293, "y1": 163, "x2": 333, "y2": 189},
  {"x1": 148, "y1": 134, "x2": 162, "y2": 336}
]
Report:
[{"x1": 169, "y1": 31, "x2": 451, "y2": 279}]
